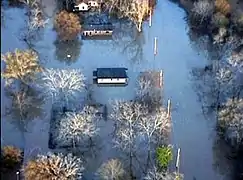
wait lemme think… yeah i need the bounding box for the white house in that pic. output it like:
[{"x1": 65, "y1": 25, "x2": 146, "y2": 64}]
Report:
[
  {"x1": 73, "y1": 2, "x2": 90, "y2": 12},
  {"x1": 88, "y1": 0, "x2": 99, "y2": 7}
]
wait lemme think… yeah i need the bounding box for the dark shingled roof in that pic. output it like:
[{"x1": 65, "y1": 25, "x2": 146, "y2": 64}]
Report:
[
  {"x1": 83, "y1": 23, "x2": 113, "y2": 31},
  {"x1": 96, "y1": 68, "x2": 128, "y2": 78}
]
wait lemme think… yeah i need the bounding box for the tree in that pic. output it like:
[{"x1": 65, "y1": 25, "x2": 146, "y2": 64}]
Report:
[
  {"x1": 23, "y1": 152, "x2": 84, "y2": 180},
  {"x1": 1, "y1": 146, "x2": 22, "y2": 170},
  {"x1": 97, "y1": 159, "x2": 125, "y2": 180},
  {"x1": 144, "y1": 166, "x2": 183, "y2": 180},
  {"x1": 39, "y1": 68, "x2": 85, "y2": 106},
  {"x1": 1, "y1": 49, "x2": 42, "y2": 86},
  {"x1": 191, "y1": 0, "x2": 214, "y2": 23},
  {"x1": 54, "y1": 10, "x2": 81, "y2": 41},
  {"x1": 218, "y1": 98, "x2": 243, "y2": 148},
  {"x1": 104, "y1": 0, "x2": 149, "y2": 32},
  {"x1": 129, "y1": 0, "x2": 149, "y2": 32},
  {"x1": 138, "y1": 108, "x2": 171, "y2": 167},
  {"x1": 156, "y1": 146, "x2": 173, "y2": 170},
  {"x1": 110, "y1": 100, "x2": 145, "y2": 178},
  {"x1": 4, "y1": 86, "x2": 44, "y2": 131},
  {"x1": 53, "y1": 105, "x2": 99, "y2": 148},
  {"x1": 54, "y1": 38, "x2": 82, "y2": 64}
]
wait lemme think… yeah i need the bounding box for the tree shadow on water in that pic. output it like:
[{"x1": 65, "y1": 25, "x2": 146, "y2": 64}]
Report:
[
  {"x1": 4, "y1": 84, "x2": 45, "y2": 132},
  {"x1": 54, "y1": 38, "x2": 82, "y2": 65}
]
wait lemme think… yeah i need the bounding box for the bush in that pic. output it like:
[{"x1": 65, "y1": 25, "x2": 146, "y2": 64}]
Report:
[
  {"x1": 156, "y1": 145, "x2": 173, "y2": 170},
  {"x1": 211, "y1": 12, "x2": 229, "y2": 28},
  {"x1": 1, "y1": 49, "x2": 42, "y2": 86},
  {"x1": 215, "y1": 0, "x2": 230, "y2": 16},
  {"x1": 54, "y1": 10, "x2": 81, "y2": 41},
  {"x1": 1, "y1": 146, "x2": 22, "y2": 169}
]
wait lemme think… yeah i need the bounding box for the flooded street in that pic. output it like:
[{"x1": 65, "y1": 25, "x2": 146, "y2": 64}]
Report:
[{"x1": 1, "y1": 0, "x2": 233, "y2": 179}]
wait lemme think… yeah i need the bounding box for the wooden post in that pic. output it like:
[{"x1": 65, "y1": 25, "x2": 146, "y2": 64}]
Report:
[
  {"x1": 154, "y1": 37, "x2": 158, "y2": 56},
  {"x1": 176, "y1": 148, "x2": 181, "y2": 174},
  {"x1": 149, "y1": 10, "x2": 152, "y2": 27},
  {"x1": 167, "y1": 99, "x2": 171, "y2": 118},
  {"x1": 159, "y1": 70, "x2": 163, "y2": 88},
  {"x1": 16, "y1": 171, "x2": 20, "y2": 180}
]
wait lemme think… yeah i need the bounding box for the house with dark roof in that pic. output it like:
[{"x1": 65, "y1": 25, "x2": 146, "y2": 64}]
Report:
[
  {"x1": 93, "y1": 68, "x2": 128, "y2": 85},
  {"x1": 82, "y1": 23, "x2": 113, "y2": 37}
]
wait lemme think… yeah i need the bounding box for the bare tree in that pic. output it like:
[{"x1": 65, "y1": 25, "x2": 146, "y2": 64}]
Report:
[
  {"x1": 144, "y1": 166, "x2": 183, "y2": 180},
  {"x1": 23, "y1": 152, "x2": 84, "y2": 180},
  {"x1": 110, "y1": 100, "x2": 145, "y2": 178},
  {"x1": 39, "y1": 68, "x2": 86, "y2": 106},
  {"x1": 53, "y1": 105, "x2": 99, "y2": 148},
  {"x1": 104, "y1": 0, "x2": 149, "y2": 32},
  {"x1": 97, "y1": 158, "x2": 126, "y2": 180},
  {"x1": 218, "y1": 98, "x2": 243, "y2": 148},
  {"x1": 1, "y1": 49, "x2": 42, "y2": 86},
  {"x1": 192, "y1": 0, "x2": 214, "y2": 23},
  {"x1": 138, "y1": 108, "x2": 170, "y2": 165}
]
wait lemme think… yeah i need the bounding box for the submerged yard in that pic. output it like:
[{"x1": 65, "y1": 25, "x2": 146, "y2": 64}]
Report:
[{"x1": 1, "y1": 0, "x2": 236, "y2": 179}]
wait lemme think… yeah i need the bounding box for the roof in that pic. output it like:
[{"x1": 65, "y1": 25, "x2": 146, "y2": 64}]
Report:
[
  {"x1": 96, "y1": 68, "x2": 128, "y2": 78},
  {"x1": 83, "y1": 23, "x2": 113, "y2": 31}
]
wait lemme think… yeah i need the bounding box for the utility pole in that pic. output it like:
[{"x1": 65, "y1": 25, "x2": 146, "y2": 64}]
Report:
[
  {"x1": 149, "y1": 9, "x2": 152, "y2": 27},
  {"x1": 176, "y1": 148, "x2": 181, "y2": 178}
]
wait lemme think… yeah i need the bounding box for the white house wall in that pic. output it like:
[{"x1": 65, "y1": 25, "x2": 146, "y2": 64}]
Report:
[{"x1": 97, "y1": 78, "x2": 127, "y2": 84}]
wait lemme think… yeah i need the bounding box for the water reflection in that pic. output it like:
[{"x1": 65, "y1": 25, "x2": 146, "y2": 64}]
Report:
[
  {"x1": 54, "y1": 38, "x2": 82, "y2": 64},
  {"x1": 4, "y1": 84, "x2": 45, "y2": 132},
  {"x1": 112, "y1": 21, "x2": 145, "y2": 65}
]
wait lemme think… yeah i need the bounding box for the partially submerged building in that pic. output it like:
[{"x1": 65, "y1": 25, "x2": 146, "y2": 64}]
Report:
[
  {"x1": 82, "y1": 23, "x2": 113, "y2": 37},
  {"x1": 93, "y1": 68, "x2": 128, "y2": 85}
]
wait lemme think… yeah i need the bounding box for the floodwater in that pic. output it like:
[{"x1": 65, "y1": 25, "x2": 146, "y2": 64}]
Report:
[{"x1": 1, "y1": 0, "x2": 234, "y2": 179}]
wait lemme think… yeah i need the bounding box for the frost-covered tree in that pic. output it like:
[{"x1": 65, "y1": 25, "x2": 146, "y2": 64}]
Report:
[
  {"x1": 144, "y1": 166, "x2": 183, "y2": 180},
  {"x1": 97, "y1": 159, "x2": 125, "y2": 180},
  {"x1": 23, "y1": 152, "x2": 84, "y2": 180},
  {"x1": 1, "y1": 49, "x2": 42, "y2": 86},
  {"x1": 53, "y1": 105, "x2": 99, "y2": 148},
  {"x1": 218, "y1": 98, "x2": 243, "y2": 148},
  {"x1": 39, "y1": 68, "x2": 85, "y2": 106}
]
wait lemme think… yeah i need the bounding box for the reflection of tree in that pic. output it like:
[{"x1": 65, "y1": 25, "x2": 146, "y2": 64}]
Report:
[
  {"x1": 54, "y1": 38, "x2": 82, "y2": 64},
  {"x1": 112, "y1": 21, "x2": 145, "y2": 64},
  {"x1": 212, "y1": 137, "x2": 234, "y2": 178},
  {"x1": 4, "y1": 84, "x2": 45, "y2": 132}
]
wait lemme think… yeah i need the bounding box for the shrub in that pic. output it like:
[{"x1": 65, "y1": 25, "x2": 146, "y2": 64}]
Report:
[
  {"x1": 23, "y1": 152, "x2": 84, "y2": 180},
  {"x1": 211, "y1": 12, "x2": 229, "y2": 28},
  {"x1": 215, "y1": 0, "x2": 230, "y2": 16},
  {"x1": 1, "y1": 146, "x2": 22, "y2": 169},
  {"x1": 156, "y1": 145, "x2": 173, "y2": 170},
  {"x1": 1, "y1": 49, "x2": 42, "y2": 86},
  {"x1": 54, "y1": 10, "x2": 81, "y2": 41}
]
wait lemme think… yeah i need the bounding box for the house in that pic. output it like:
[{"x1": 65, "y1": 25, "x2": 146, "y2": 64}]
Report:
[
  {"x1": 73, "y1": 2, "x2": 90, "y2": 12},
  {"x1": 82, "y1": 23, "x2": 113, "y2": 37},
  {"x1": 93, "y1": 68, "x2": 128, "y2": 85},
  {"x1": 88, "y1": 0, "x2": 99, "y2": 7}
]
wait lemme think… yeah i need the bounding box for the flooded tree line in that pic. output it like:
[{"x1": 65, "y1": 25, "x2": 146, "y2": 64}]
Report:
[{"x1": 1, "y1": 0, "x2": 184, "y2": 179}]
